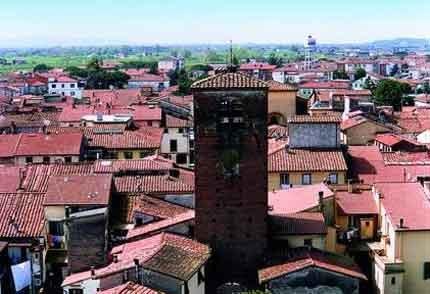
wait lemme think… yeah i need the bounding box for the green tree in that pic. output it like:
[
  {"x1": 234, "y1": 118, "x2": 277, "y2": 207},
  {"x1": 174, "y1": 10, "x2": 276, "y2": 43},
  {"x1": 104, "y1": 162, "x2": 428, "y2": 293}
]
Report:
[
  {"x1": 364, "y1": 76, "x2": 377, "y2": 92},
  {"x1": 33, "y1": 63, "x2": 52, "y2": 72},
  {"x1": 268, "y1": 53, "x2": 283, "y2": 67},
  {"x1": 333, "y1": 70, "x2": 349, "y2": 80},
  {"x1": 423, "y1": 82, "x2": 430, "y2": 94},
  {"x1": 176, "y1": 69, "x2": 192, "y2": 95},
  {"x1": 87, "y1": 57, "x2": 102, "y2": 71},
  {"x1": 65, "y1": 66, "x2": 89, "y2": 78},
  {"x1": 390, "y1": 64, "x2": 399, "y2": 76},
  {"x1": 232, "y1": 55, "x2": 239, "y2": 66},
  {"x1": 354, "y1": 68, "x2": 366, "y2": 81},
  {"x1": 373, "y1": 79, "x2": 410, "y2": 110}
]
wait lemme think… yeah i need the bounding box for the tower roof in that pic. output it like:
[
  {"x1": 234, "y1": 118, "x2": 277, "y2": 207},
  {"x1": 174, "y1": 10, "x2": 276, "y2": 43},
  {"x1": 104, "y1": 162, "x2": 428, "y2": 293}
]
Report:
[{"x1": 191, "y1": 72, "x2": 267, "y2": 90}]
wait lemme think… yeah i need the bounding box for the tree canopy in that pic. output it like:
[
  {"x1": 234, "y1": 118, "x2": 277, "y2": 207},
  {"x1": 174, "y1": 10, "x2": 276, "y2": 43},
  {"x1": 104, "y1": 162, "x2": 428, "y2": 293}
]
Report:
[
  {"x1": 354, "y1": 68, "x2": 366, "y2": 81},
  {"x1": 373, "y1": 79, "x2": 411, "y2": 110},
  {"x1": 33, "y1": 63, "x2": 52, "y2": 72}
]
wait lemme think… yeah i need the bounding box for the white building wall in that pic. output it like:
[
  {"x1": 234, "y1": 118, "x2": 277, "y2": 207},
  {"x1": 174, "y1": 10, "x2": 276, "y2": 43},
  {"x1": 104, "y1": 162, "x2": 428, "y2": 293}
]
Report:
[
  {"x1": 48, "y1": 82, "x2": 82, "y2": 98},
  {"x1": 63, "y1": 279, "x2": 100, "y2": 294}
]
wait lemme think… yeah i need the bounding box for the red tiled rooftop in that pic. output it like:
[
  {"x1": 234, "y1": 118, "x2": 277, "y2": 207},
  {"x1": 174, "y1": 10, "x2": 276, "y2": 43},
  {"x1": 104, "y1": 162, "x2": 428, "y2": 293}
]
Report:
[
  {"x1": 268, "y1": 183, "x2": 334, "y2": 215},
  {"x1": 131, "y1": 195, "x2": 191, "y2": 221},
  {"x1": 45, "y1": 174, "x2": 112, "y2": 206},
  {"x1": 0, "y1": 165, "x2": 23, "y2": 192},
  {"x1": 98, "y1": 282, "x2": 160, "y2": 294},
  {"x1": 166, "y1": 115, "x2": 190, "y2": 128},
  {"x1": 0, "y1": 192, "x2": 46, "y2": 238},
  {"x1": 126, "y1": 210, "x2": 195, "y2": 241},
  {"x1": 288, "y1": 115, "x2": 342, "y2": 124},
  {"x1": 114, "y1": 175, "x2": 194, "y2": 194},
  {"x1": 299, "y1": 81, "x2": 350, "y2": 90},
  {"x1": 258, "y1": 247, "x2": 367, "y2": 283},
  {"x1": 0, "y1": 135, "x2": 20, "y2": 158},
  {"x1": 14, "y1": 133, "x2": 83, "y2": 156},
  {"x1": 191, "y1": 72, "x2": 267, "y2": 89},
  {"x1": 239, "y1": 62, "x2": 277, "y2": 71},
  {"x1": 376, "y1": 182, "x2": 430, "y2": 231},
  {"x1": 63, "y1": 232, "x2": 209, "y2": 286},
  {"x1": 336, "y1": 190, "x2": 378, "y2": 215},
  {"x1": 269, "y1": 212, "x2": 327, "y2": 235},
  {"x1": 269, "y1": 148, "x2": 347, "y2": 172}
]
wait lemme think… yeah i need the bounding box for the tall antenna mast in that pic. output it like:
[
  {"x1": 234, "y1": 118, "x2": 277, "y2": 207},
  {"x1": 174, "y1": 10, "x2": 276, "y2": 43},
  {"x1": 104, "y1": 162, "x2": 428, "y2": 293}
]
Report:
[{"x1": 230, "y1": 40, "x2": 233, "y2": 66}]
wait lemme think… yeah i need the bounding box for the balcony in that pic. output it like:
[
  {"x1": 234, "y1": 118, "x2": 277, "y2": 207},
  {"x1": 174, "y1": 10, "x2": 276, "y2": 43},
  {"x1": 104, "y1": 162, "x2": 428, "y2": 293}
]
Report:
[
  {"x1": 47, "y1": 234, "x2": 66, "y2": 250},
  {"x1": 367, "y1": 241, "x2": 405, "y2": 274}
]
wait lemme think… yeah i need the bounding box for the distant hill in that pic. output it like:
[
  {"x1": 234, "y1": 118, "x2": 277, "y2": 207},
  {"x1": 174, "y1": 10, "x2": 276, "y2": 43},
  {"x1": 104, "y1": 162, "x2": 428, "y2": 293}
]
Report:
[{"x1": 368, "y1": 38, "x2": 430, "y2": 48}]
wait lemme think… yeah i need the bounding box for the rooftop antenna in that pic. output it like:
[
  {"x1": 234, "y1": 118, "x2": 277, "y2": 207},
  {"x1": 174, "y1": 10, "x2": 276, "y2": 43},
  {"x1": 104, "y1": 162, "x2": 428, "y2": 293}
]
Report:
[{"x1": 227, "y1": 40, "x2": 236, "y2": 72}]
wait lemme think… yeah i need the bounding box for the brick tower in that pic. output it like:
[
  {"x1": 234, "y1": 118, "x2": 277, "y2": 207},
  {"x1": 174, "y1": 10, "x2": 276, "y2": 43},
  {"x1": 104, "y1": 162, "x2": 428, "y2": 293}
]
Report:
[{"x1": 192, "y1": 72, "x2": 268, "y2": 287}]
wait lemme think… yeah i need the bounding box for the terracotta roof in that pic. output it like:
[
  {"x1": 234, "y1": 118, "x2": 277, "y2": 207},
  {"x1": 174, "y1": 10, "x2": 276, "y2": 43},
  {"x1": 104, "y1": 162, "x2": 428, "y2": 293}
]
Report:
[
  {"x1": 94, "y1": 158, "x2": 172, "y2": 174},
  {"x1": 114, "y1": 175, "x2": 194, "y2": 194},
  {"x1": 62, "y1": 233, "x2": 209, "y2": 286},
  {"x1": 268, "y1": 125, "x2": 288, "y2": 139},
  {"x1": 375, "y1": 133, "x2": 405, "y2": 146},
  {"x1": 165, "y1": 115, "x2": 190, "y2": 128},
  {"x1": 128, "y1": 72, "x2": 168, "y2": 83},
  {"x1": 375, "y1": 182, "x2": 430, "y2": 231},
  {"x1": 45, "y1": 174, "x2": 112, "y2": 206},
  {"x1": 98, "y1": 282, "x2": 160, "y2": 294},
  {"x1": 266, "y1": 80, "x2": 297, "y2": 91},
  {"x1": 348, "y1": 146, "x2": 430, "y2": 184},
  {"x1": 129, "y1": 194, "x2": 191, "y2": 222},
  {"x1": 268, "y1": 183, "x2": 334, "y2": 215},
  {"x1": 51, "y1": 76, "x2": 77, "y2": 83},
  {"x1": 83, "y1": 89, "x2": 145, "y2": 107},
  {"x1": 288, "y1": 115, "x2": 342, "y2": 124},
  {"x1": 299, "y1": 81, "x2": 350, "y2": 90},
  {"x1": 341, "y1": 116, "x2": 369, "y2": 131},
  {"x1": 269, "y1": 212, "x2": 327, "y2": 235},
  {"x1": 0, "y1": 135, "x2": 20, "y2": 158},
  {"x1": 191, "y1": 72, "x2": 267, "y2": 89},
  {"x1": 336, "y1": 190, "x2": 378, "y2": 215},
  {"x1": 0, "y1": 192, "x2": 45, "y2": 238},
  {"x1": 269, "y1": 148, "x2": 347, "y2": 172},
  {"x1": 258, "y1": 247, "x2": 367, "y2": 283},
  {"x1": 85, "y1": 128, "x2": 162, "y2": 150},
  {"x1": 126, "y1": 210, "x2": 195, "y2": 241},
  {"x1": 0, "y1": 165, "x2": 23, "y2": 192},
  {"x1": 382, "y1": 151, "x2": 430, "y2": 165},
  {"x1": 22, "y1": 163, "x2": 94, "y2": 192},
  {"x1": 14, "y1": 133, "x2": 83, "y2": 156},
  {"x1": 239, "y1": 62, "x2": 277, "y2": 71}
]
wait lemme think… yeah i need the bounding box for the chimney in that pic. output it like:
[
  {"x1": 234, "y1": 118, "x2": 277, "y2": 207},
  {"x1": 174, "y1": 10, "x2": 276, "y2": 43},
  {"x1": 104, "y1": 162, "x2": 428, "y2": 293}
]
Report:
[
  {"x1": 113, "y1": 254, "x2": 118, "y2": 263},
  {"x1": 17, "y1": 168, "x2": 25, "y2": 191},
  {"x1": 318, "y1": 191, "x2": 324, "y2": 212},
  {"x1": 134, "y1": 258, "x2": 139, "y2": 282},
  {"x1": 399, "y1": 218, "x2": 404, "y2": 228},
  {"x1": 347, "y1": 179, "x2": 353, "y2": 193},
  {"x1": 90, "y1": 266, "x2": 95, "y2": 279},
  {"x1": 403, "y1": 168, "x2": 407, "y2": 183}
]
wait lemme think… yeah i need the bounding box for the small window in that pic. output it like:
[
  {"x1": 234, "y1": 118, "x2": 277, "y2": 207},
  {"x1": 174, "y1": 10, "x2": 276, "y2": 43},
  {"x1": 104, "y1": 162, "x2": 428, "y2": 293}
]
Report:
[
  {"x1": 170, "y1": 140, "x2": 178, "y2": 152},
  {"x1": 163, "y1": 128, "x2": 168, "y2": 134},
  {"x1": 328, "y1": 173, "x2": 338, "y2": 184},
  {"x1": 280, "y1": 173, "x2": 289, "y2": 188},
  {"x1": 176, "y1": 153, "x2": 187, "y2": 164},
  {"x1": 189, "y1": 151, "x2": 195, "y2": 164},
  {"x1": 43, "y1": 156, "x2": 50, "y2": 164},
  {"x1": 135, "y1": 217, "x2": 143, "y2": 226},
  {"x1": 65, "y1": 157, "x2": 72, "y2": 163},
  {"x1": 61, "y1": 84, "x2": 65, "y2": 88},
  {"x1": 124, "y1": 151, "x2": 133, "y2": 159},
  {"x1": 51, "y1": 84, "x2": 56, "y2": 88},
  {"x1": 69, "y1": 289, "x2": 83, "y2": 294},
  {"x1": 70, "y1": 84, "x2": 75, "y2": 88},
  {"x1": 178, "y1": 128, "x2": 184, "y2": 134},
  {"x1": 189, "y1": 140, "x2": 194, "y2": 149},
  {"x1": 147, "y1": 121, "x2": 153, "y2": 127},
  {"x1": 25, "y1": 157, "x2": 33, "y2": 164},
  {"x1": 70, "y1": 91, "x2": 75, "y2": 96},
  {"x1": 61, "y1": 92, "x2": 65, "y2": 96},
  {"x1": 391, "y1": 276, "x2": 396, "y2": 285},
  {"x1": 49, "y1": 221, "x2": 64, "y2": 236},
  {"x1": 304, "y1": 238, "x2": 313, "y2": 247},
  {"x1": 139, "y1": 151, "x2": 149, "y2": 159},
  {"x1": 302, "y1": 173, "x2": 312, "y2": 185},
  {"x1": 424, "y1": 262, "x2": 430, "y2": 280}
]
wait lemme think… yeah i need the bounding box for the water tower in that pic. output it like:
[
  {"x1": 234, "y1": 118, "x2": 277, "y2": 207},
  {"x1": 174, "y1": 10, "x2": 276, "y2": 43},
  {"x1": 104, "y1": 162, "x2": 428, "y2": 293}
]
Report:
[{"x1": 304, "y1": 35, "x2": 317, "y2": 70}]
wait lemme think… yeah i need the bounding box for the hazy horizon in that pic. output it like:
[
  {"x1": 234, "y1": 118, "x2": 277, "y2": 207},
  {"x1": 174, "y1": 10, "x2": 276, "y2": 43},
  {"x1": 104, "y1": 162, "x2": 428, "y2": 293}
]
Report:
[{"x1": 1, "y1": 0, "x2": 430, "y2": 47}]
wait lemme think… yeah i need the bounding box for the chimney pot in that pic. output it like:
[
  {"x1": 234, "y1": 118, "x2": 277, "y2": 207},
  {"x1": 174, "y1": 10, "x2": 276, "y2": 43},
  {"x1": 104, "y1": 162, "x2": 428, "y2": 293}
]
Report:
[
  {"x1": 399, "y1": 218, "x2": 404, "y2": 228},
  {"x1": 90, "y1": 266, "x2": 95, "y2": 278}
]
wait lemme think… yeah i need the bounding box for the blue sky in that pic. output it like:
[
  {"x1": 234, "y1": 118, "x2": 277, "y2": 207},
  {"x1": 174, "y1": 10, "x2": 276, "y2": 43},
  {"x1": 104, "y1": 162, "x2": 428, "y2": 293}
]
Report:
[{"x1": 1, "y1": 0, "x2": 429, "y2": 47}]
